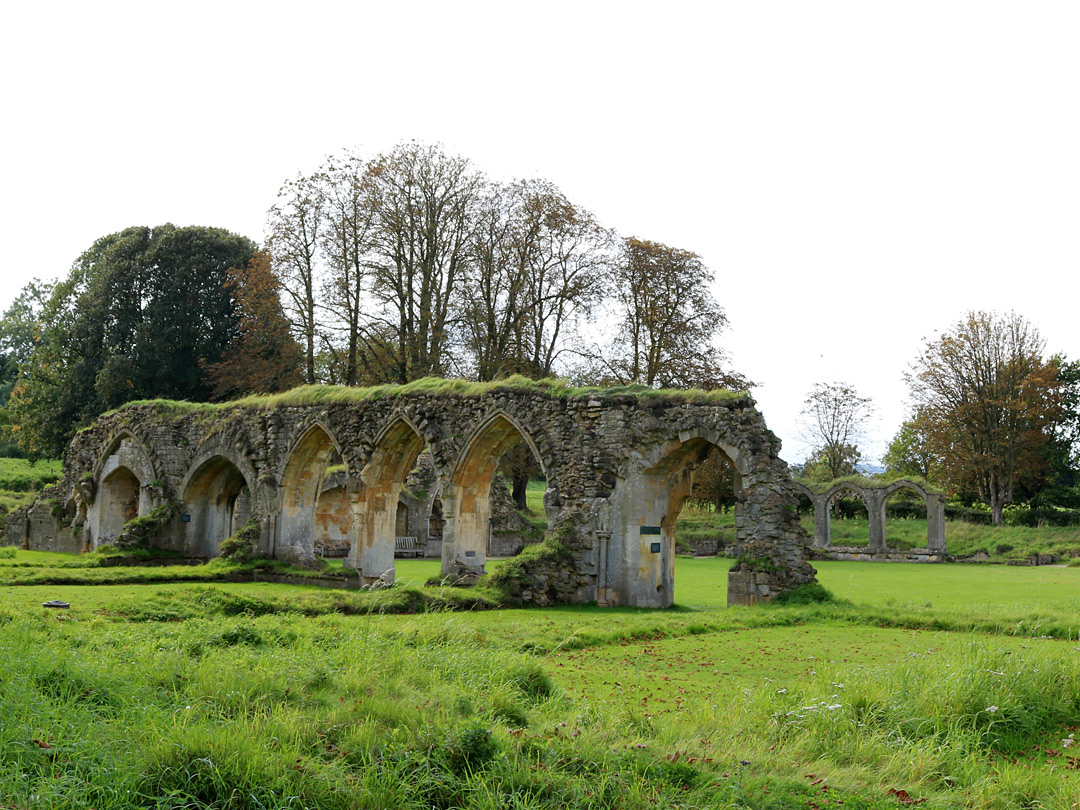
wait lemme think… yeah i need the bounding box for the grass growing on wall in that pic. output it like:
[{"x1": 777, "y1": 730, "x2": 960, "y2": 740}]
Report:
[{"x1": 107, "y1": 376, "x2": 751, "y2": 420}]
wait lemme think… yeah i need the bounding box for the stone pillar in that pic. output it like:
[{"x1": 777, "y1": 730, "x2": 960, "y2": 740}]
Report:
[
  {"x1": 866, "y1": 489, "x2": 887, "y2": 552},
  {"x1": 926, "y1": 493, "x2": 946, "y2": 552},
  {"x1": 811, "y1": 494, "x2": 831, "y2": 547}
]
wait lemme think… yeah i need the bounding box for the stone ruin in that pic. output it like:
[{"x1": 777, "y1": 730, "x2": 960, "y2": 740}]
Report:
[
  {"x1": 5, "y1": 381, "x2": 817, "y2": 607},
  {"x1": 792, "y1": 478, "x2": 947, "y2": 562}
]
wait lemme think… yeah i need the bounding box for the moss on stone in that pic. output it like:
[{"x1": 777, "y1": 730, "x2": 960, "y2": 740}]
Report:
[{"x1": 108, "y1": 375, "x2": 750, "y2": 417}]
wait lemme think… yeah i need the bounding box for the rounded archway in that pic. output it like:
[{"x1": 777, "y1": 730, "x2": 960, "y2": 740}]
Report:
[
  {"x1": 350, "y1": 417, "x2": 432, "y2": 581},
  {"x1": 823, "y1": 483, "x2": 873, "y2": 549},
  {"x1": 86, "y1": 431, "x2": 158, "y2": 549}
]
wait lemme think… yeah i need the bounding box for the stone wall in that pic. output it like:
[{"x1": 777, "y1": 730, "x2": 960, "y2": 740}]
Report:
[{"x1": 12, "y1": 381, "x2": 815, "y2": 607}]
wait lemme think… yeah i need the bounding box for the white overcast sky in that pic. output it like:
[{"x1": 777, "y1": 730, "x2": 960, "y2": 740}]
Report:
[{"x1": 2, "y1": 1, "x2": 1077, "y2": 464}]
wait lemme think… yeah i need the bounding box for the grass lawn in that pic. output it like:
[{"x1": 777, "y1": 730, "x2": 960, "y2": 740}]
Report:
[{"x1": 7, "y1": 545, "x2": 1080, "y2": 807}]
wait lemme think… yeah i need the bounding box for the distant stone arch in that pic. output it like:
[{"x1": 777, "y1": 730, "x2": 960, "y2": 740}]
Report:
[{"x1": 794, "y1": 478, "x2": 945, "y2": 555}]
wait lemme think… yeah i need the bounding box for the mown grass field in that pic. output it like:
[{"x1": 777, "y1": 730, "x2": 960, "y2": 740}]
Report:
[{"x1": 4, "y1": 548, "x2": 1080, "y2": 808}]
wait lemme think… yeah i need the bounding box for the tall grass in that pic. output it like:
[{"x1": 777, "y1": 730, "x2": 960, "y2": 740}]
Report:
[{"x1": 4, "y1": 601, "x2": 1080, "y2": 808}]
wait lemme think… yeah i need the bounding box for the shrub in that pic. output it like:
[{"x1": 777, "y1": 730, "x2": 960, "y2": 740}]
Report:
[
  {"x1": 773, "y1": 582, "x2": 835, "y2": 605},
  {"x1": 218, "y1": 519, "x2": 260, "y2": 562},
  {"x1": 114, "y1": 502, "x2": 179, "y2": 549}
]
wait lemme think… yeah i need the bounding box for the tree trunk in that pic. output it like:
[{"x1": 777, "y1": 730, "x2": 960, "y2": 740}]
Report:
[{"x1": 512, "y1": 469, "x2": 529, "y2": 511}]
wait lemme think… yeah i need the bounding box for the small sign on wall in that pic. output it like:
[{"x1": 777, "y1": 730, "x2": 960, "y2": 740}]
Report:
[
  {"x1": 650, "y1": 542, "x2": 661, "y2": 553},
  {"x1": 181, "y1": 514, "x2": 190, "y2": 523},
  {"x1": 640, "y1": 526, "x2": 661, "y2": 535},
  {"x1": 464, "y1": 550, "x2": 476, "y2": 557}
]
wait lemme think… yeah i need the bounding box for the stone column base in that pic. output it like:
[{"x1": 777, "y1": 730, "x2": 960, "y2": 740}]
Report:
[{"x1": 727, "y1": 569, "x2": 777, "y2": 606}]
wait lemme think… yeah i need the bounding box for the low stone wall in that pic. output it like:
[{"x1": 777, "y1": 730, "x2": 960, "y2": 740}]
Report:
[
  {"x1": 4, "y1": 493, "x2": 84, "y2": 553},
  {"x1": 816, "y1": 546, "x2": 947, "y2": 563},
  {"x1": 678, "y1": 537, "x2": 723, "y2": 557}
]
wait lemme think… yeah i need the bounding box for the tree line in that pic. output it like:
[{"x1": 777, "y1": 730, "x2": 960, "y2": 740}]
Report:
[
  {"x1": 795, "y1": 311, "x2": 1080, "y2": 524},
  {"x1": 0, "y1": 142, "x2": 743, "y2": 459}
]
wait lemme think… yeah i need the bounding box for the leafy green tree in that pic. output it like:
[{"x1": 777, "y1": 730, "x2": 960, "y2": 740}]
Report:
[
  {"x1": 882, "y1": 410, "x2": 940, "y2": 481},
  {"x1": 597, "y1": 238, "x2": 747, "y2": 390},
  {"x1": 9, "y1": 225, "x2": 255, "y2": 457},
  {"x1": 905, "y1": 310, "x2": 1062, "y2": 524},
  {"x1": 1028, "y1": 356, "x2": 1080, "y2": 507}
]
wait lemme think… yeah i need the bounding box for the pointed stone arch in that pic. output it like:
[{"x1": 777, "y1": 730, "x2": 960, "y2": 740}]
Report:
[
  {"x1": 349, "y1": 415, "x2": 432, "y2": 582},
  {"x1": 85, "y1": 430, "x2": 159, "y2": 549},
  {"x1": 277, "y1": 422, "x2": 344, "y2": 564},
  {"x1": 181, "y1": 453, "x2": 252, "y2": 558},
  {"x1": 443, "y1": 411, "x2": 547, "y2": 574}
]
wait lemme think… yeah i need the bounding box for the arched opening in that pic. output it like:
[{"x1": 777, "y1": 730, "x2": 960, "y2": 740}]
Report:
[
  {"x1": 312, "y1": 449, "x2": 352, "y2": 558},
  {"x1": 676, "y1": 447, "x2": 739, "y2": 558},
  {"x1": 98, "y1": 466, "x2": 141, "y2": 543},
  {"x1": 279, "y1": 425, "x2": 340, "y2": 562},
  {"x1": 882, "y1": 480, "x2": 946, "y2": 553},
  {"x1": 183, "y1": 456, "x2": 250, "y2": 558},
  {"x1": 88, "y1": 432, "x2": 157, "y2": 550},
  {"x1": 824, "y1": 485, "x2": 871, "y2": 548},
  {"x1": 652, "y1": 438, "x2": 742, "y2": 605},
  {"x1": 315, "y1": 480, "x2": 352, "y2": 557},
  {"x1": 605, "y1": 433, "x2": 746, "y2": 608},
  {"x1": 445, "y1": 413, "x2": 548, "y2": 573},
  {"x1": 881, "y1": 483, "x2": 926, "y2": 551},
  {"x1": 350, "y1": 418, "x2": 432, "y2": 582}
]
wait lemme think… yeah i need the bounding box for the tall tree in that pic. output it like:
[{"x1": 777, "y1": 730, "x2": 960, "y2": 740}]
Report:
[
  {"x1": 905, "y1": 310, "x2": 1062, "y2": 524},
  {"x1": 512, "y1": 180, "x2": 611, "y2": 377},
  {"x1": 8, "y1": 225, "x2": 255, "y2": 457},
  {"x1": 798, "y1": 381, "x2": 874, "y2": 481},
  {"x1": 203, "y1": 250, "x2": 303, "y2": 400},
  {"x1": 318, "y1": 151, "x2": 378, "y2": 386},
  {"x1": 1038, "y1": 356, "x2": 1080, "y2": 507},
  {"x1": 599, "y1": 238, "x2": 745, "y2": 389},
  {"x1": 0, "y1": 279, "x2": 54, "y2": 405},
  {"x1": 460, "y1": 179, "x2": 609, "y2": 381},
  {"x1": 460, "y1": 181, "x2": 526, "y2": 381},
  {"x1": 365, "y1": 142, "x2": 483, "y2": 382},
  {"x1": 268, "y1": 174, "x2": 324, "y2": 384}
]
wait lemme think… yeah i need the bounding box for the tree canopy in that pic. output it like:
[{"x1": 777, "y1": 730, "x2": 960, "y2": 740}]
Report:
[
  {"x1": 797, "y1": 381, "x2": 874, "y2": 481},
  {"x1": 265, "y1": 146, "x2": 744, "y2": 394},
  {"x1": 904, "y1": 310, "x2": 1063, "y2": 524},
  {"x1": 8, "y1": 225, "x2": 260, "y2": 457}
]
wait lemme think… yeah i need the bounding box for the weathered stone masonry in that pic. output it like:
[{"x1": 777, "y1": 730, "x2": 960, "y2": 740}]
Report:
[
  {"x1": 792, "y1": 479, "x2": 946, "y2": 562},
  {"x1": 7, "y1": 384, "x2": 817, "y2": 607}
]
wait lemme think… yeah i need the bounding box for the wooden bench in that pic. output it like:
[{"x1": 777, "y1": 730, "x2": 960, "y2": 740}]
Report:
[{"x1": 394, "y1": 536, "x2": 422, "y2": 558}]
